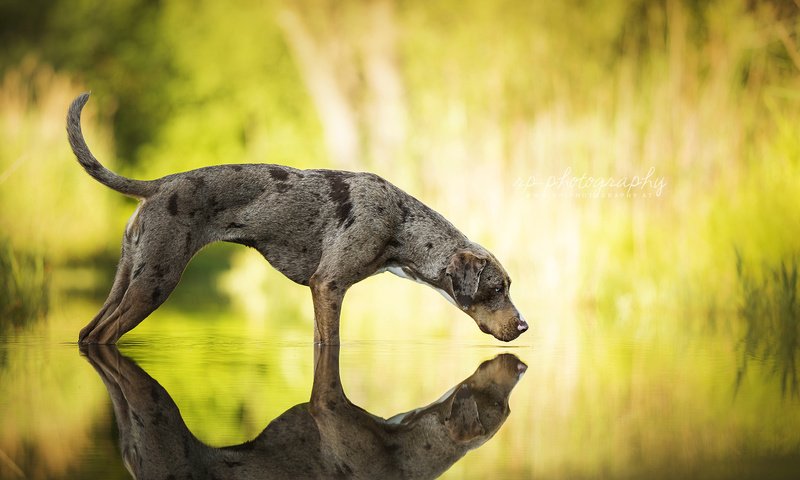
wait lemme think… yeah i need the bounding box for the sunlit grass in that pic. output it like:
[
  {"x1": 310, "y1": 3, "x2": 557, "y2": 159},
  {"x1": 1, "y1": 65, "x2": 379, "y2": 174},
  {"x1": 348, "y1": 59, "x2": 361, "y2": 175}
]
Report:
[
  {"x1": 0, "y1": 240, "x2": 48, "y2": 330},
  {"x1": 0, "y1": 58, "x2": 120, "y2": 262},
  {"x1": 736, "y1": 252, "x2": 800, "y2": 398},
  {"x1": 1, "y1": 2, "x2": 797, "y2": 333}
]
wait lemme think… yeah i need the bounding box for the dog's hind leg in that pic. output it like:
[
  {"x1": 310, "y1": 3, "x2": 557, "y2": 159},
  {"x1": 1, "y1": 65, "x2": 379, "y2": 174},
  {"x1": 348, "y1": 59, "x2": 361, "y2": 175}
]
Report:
[
  {"x1": 79, "y1": 223, "x2": 201, "y2": 344},
  {"x1": 78, "y1": 254, "x2": 133, "y2": 343},
  {"x1": 79, "y1": 276, "x2": 178, "y2": 344}
]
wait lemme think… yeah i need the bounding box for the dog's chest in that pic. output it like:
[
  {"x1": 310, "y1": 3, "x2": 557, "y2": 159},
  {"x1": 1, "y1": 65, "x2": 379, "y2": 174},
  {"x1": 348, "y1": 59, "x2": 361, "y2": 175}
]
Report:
[{"x1": 375, "y1": 265, "x2": 457, "y2": 307}]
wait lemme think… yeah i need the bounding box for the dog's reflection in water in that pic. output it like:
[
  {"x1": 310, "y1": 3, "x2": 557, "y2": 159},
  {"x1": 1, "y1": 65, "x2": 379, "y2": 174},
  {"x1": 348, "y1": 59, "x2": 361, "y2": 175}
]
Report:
[{"x1": 83, "y1": 345, "x2": 526, "y2": 480}]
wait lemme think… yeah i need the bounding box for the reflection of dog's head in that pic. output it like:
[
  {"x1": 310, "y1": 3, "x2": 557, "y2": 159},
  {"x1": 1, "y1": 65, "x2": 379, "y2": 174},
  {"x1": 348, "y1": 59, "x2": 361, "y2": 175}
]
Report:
[
  {"x1": 446, "y1": 249, "x2": 528, "y2": 341},
  {"x1": 444, "y1": 353, "x2": 527, "y2": 444}
]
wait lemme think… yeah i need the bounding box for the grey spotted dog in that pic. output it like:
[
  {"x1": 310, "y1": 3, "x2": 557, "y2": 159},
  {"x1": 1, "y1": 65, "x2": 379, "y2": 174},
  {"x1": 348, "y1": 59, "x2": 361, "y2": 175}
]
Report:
[{"x1": 67, "y1": 93, "x2": 528, "y2": 345}]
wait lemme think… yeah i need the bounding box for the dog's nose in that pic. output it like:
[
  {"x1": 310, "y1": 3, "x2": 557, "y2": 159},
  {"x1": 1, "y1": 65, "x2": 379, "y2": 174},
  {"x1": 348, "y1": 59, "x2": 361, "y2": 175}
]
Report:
[{"x1": 516, "y1": 316, "x2": 529, "y2": 332}]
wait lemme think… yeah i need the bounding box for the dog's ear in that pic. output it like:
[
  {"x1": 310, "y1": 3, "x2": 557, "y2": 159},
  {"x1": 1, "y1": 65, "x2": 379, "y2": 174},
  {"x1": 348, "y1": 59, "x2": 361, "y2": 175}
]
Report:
[
  {"x1": 446, "y1": 250, "x2": 487, "y2": 309},
  {"x1": 445, "y1": 384, "x2": 485, "y2": 443}
]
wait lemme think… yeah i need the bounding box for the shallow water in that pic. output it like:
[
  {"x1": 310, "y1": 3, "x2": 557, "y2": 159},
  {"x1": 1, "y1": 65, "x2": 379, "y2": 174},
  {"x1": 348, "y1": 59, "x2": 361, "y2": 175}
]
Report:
[{"x1": 1, "y1": 285, "x2": 800, "y2": 479}]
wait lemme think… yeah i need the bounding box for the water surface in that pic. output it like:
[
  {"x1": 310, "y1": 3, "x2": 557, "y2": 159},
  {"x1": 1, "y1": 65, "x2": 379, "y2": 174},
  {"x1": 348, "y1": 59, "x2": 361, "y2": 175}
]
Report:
[{"x1": 1, "y1": 287, "x2": 799, "y2": 479}]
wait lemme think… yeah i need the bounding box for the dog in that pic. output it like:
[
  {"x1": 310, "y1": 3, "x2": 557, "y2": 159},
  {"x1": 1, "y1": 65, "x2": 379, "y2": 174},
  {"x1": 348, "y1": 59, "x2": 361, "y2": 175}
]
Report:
[
  {"x1": 83, "y1": 344, "x2": 526, "y2": 479},
  {"x1": 67, "y1": 93, "x2": 527, "y2": 344}
]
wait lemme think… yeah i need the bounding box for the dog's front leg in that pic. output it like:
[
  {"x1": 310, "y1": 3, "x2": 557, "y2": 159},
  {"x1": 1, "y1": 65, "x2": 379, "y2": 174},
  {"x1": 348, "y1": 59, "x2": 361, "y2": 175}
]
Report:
[{"x1": 309, "y1": 275, "x2": 346, "y2": 345}]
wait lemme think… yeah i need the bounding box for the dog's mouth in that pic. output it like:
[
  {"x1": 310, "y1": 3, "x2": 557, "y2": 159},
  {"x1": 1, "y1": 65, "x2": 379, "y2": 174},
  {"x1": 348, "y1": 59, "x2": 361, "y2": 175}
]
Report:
[
  {"x1": 478, "y1": 317, "x2": 528, "y2": 342},
  {"x1": 493, "y1": 330, "x2": 523, "y2": 342}
]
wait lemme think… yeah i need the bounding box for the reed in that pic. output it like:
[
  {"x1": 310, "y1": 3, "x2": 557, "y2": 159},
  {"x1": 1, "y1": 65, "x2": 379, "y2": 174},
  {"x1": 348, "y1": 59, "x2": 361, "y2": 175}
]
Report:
[
  {"x1": 0, "y1": 239, "x2": 48, "y2": 330},
  {"x1": 736, "y1": 251, "x2": 800, "y2": 398}
]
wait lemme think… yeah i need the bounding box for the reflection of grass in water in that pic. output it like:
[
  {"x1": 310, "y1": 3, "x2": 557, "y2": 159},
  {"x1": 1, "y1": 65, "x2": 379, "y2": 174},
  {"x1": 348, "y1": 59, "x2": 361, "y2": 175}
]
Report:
[
  {"x1": 0, "y1": 299, "x2": 113, "y2": 479},
  {"x1": 0, "y1": 239, "x2": 48, "y2": 332},
  {"x1": 736, "y1": 251, "x2": 799, "y2": 398}
]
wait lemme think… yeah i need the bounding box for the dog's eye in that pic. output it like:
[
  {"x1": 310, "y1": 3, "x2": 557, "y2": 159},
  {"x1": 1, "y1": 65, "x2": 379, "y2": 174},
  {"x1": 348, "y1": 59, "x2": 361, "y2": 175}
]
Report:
[{"x1": 494, "y1": 287, "x2": 503, "y2": 294}]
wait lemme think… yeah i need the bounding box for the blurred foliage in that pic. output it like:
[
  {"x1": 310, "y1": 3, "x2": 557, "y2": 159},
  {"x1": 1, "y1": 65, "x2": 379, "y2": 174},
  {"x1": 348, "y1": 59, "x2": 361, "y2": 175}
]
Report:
[
  {"x1": 0, "y1": 0, "x2": 172, "y2": 163},
  {"x1": 736, "y1": 252, "x2": 799, "y2": 398},
  {"x1": 0, "y1": 59, "x2": 120, "y2": 260},
  {"x1": 0, "y1": 239, "x2": 48, "y2": 331},
  {"x1": 0, "y1": 0, "x2": 798, "y2": 320},
  {"x1": 140, "y1": 0, "x2": 327, "y2": 177}
]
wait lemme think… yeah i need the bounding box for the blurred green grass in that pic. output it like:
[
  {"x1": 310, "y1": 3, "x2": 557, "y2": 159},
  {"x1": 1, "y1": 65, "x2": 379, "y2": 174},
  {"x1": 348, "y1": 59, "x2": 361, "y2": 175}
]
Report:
[{"x1": 1, "y1": 0, "x2": 797, "y2": 329}]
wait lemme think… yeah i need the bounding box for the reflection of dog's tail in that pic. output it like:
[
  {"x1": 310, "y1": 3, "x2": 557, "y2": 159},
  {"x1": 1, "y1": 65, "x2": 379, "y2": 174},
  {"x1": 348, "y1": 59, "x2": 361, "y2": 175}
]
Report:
[{"x1": 67, "y1": 92, "x2": 159, "y2": 199}]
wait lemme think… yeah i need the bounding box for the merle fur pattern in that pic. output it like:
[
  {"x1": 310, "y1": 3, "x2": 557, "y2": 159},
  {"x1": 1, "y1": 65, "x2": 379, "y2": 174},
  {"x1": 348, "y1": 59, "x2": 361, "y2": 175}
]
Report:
[{"x1": 67, "y1": 93, "x2": 527, "y2": 344}]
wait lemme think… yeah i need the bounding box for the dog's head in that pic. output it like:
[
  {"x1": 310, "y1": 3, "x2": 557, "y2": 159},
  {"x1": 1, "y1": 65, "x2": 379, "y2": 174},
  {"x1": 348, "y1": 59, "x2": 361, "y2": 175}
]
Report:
[
  {"x1": 444, "y1": 353, "x2": 527, "y2": 445},
  {"x1": 445, "y1": 248, "x2": 527, "y2": 341}
]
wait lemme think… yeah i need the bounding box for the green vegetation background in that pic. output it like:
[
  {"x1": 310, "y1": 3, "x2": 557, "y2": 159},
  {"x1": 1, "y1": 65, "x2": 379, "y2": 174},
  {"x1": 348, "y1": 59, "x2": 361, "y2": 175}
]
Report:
[{"x1": 1, "y1": 0, "x2": 799, "y2": 478}]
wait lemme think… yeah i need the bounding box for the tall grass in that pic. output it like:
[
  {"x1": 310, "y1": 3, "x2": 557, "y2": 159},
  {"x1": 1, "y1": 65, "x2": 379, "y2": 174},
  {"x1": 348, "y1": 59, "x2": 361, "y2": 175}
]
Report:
[
  {"x1": 0, "y1": 59, "x2": 123, "y2": 326},
  {"x1": 0, "y1": 239, "x2": 48, "y2": 330},
  {"x1": 337, "y1": 0, "x2": 800, "y2": 335},
  {"x1": 114, "y1": 0, "x2": 800, "y2": 338},
  {"x1": 1, "y1": 2, "x2": 799, "y2": 336},
  {"x1": 0, "y1": 57, "x2": 119, "y2": 262},
  {"x1": 736, "y1": 251, "x2": 800, "y2": 398}
]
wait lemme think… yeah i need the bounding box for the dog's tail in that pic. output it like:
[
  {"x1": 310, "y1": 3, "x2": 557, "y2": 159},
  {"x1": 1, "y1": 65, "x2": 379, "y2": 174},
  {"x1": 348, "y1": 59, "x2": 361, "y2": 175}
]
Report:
[{"x1": 67, "y1": 92, "x2": 159, "y2": 198}]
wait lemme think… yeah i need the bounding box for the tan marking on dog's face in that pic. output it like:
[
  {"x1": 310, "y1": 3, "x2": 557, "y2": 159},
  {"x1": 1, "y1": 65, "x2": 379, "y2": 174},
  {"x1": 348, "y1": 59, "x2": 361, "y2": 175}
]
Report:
[
  {"x1": 468, "y1": 353, "x2": 527, "y2": 392},
  {"x1": 446, "y1": 353, "x2": 527, "y2": 443},
  {"x1": 463, "y1": 258, "x2": 527, "y2": 341},
  {"x1": 468, "y1": 304, "x2": 525, "y2": 341}
]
